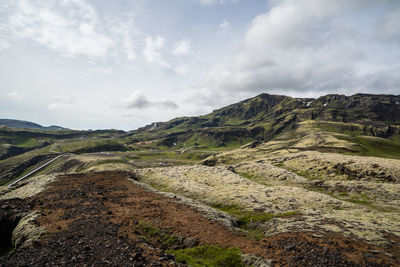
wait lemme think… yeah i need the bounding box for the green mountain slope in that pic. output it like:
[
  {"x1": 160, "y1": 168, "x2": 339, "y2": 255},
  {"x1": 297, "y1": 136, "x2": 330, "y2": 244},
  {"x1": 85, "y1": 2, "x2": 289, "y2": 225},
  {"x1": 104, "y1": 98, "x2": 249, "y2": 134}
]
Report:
[{"x1": 128, "y1": 93, "x2": 400, "y2": 149}]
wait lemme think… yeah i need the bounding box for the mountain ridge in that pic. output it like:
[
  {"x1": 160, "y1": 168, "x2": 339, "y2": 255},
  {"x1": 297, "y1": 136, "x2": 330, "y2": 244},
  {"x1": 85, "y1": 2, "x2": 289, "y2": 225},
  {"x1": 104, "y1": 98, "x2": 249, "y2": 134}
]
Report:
[
  {"x1": 0, "y1": 119, "x2": 69, "y2": 131},
  {"x1": 131, "y1": 93, "x2": 400, "y2": 148}
]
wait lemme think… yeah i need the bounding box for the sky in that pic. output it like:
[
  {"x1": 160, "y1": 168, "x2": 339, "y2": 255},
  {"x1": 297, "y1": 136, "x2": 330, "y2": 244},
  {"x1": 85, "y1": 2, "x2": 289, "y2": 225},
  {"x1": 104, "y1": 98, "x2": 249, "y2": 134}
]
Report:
[{"x1": 1, "y1": 0, "x2": 400, "y2": 130}]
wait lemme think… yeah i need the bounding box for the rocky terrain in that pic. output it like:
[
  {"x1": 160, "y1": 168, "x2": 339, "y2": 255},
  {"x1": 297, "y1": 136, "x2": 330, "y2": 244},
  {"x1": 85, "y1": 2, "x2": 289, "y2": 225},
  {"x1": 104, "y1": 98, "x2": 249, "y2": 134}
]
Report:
[{"x1": 0, "y1": 93, "x2": 399, "y2": 266}]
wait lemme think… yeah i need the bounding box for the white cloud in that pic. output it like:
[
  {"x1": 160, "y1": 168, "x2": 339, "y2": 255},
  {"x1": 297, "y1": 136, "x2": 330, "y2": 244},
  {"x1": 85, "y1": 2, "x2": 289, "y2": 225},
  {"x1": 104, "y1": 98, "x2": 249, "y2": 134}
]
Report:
[
  {"x1": 174, "y1": 65, "x2": 189, "y2": 75},
  {"x1": 0, "y1": 23, "x2": 10, "y2": 49},
  {"x1": 143, "y1": 36, "x2": 171, "y2": 68},
  {"x1": 4, "y1": 0, "x2": 141, "y2": 61},
  {"x1": 171, "y1": 40, "x2": 192, "y2": 56},
  {"x1": 204, "y1": 0, "x2": 400, "y2": 96},
  {"x1": 200, "y1": 0, "x2": 238, "y2": 6},
  {"x1": 7, "y1": 91, "x2": 23, "y2": 99},
  {"x1": 0, "y1": 39, "x2": 9, "y2": 49},
  {"x1": 218, "y1": 19, "x2": 231, "y2": 35},
  {"x1": 91, "y1": 67, "x2": 112, "y2": 75},
  {"x1": 110, "y1": 16, "x2": 138, "y2": 60},
  {"x1": 48, "y1": 98, "x2": 73, "y2": 110},
  {"x1": 121, "y1": 91, "x2": 178, "y2": 109},
  {"x1": 9, "y1": 0, "x2": 114, "y2": 58}
]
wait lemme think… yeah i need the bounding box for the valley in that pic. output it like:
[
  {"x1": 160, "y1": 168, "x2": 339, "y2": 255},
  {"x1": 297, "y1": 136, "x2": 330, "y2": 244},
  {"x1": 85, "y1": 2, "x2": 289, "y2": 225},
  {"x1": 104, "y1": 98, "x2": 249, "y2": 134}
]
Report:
[{"x1": 1, "y1": 93, "x2": 400, "y2": 266}]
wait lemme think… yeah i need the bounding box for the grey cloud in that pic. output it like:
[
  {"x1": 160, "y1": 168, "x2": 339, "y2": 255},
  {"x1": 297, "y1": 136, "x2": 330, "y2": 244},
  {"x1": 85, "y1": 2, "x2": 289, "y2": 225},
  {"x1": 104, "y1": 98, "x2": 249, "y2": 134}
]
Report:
[
  {"x1": 122, "y1": 91, "x2": 178, "y2": 109},
  {"x1": 377, "y1": 8, "x2": 400, "y2": 42},
  {"x1": 204, "y1": 0, "x2": 400, "y2": 96},
  {"x1": 159, "y1": 99, "x2": 178, "y2": 109},
  {"x1": 123, "y1": 91, "x2": 151, "y2": 109}
]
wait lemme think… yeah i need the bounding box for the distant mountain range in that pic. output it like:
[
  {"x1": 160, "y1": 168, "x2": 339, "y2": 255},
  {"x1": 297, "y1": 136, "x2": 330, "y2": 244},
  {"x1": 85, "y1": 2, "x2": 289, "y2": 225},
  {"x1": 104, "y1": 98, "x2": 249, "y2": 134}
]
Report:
[{"x1": 0, "y1": 119, "x2": 69, "y2": 131}]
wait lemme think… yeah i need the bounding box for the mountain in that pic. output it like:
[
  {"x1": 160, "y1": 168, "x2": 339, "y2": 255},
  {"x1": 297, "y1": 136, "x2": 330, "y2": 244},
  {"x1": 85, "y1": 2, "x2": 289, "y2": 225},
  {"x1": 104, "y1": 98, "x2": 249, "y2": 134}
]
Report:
[
  {"x1": 0, "y1": 119, "x2": 69, "y2": 131},
  {"x1": 130, "y1": 93, "x2": 400, "y2": 147}
]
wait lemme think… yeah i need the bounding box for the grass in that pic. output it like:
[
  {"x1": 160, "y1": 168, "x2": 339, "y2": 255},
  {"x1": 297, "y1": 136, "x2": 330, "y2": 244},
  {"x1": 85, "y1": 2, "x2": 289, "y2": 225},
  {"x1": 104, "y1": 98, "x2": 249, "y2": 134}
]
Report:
[
  {"x1": 148, "y1": 182, "x2": 170, "y2": 192},
  {"x1": 168, "y1": 245, "x2": 244, "y2": 267},
  {"x1": 211, "y1": 204, "x2": 299, "y2": 239},
  {"x1": 282, "y1": 167, "x2": 320, "y2": 181},
  {"x1": 346, "y1": 194, "x2": 373, "y2": 206},
  {"x1": 138, "y1": 221, "x2": 179, "y2": 248},
  {"x1": 90, "y1": 159, "x2": 128, "y2": 166},
  {"x1": 313, "y1": 121, "x2": 364, "y2": 136},
  {"x1": 0, "y1": 134, "x2": 40, "y2": 148},
  {"x1": 236, "y1": 172, "x2": 269, "y2": 186},
  {"x1": 335, "y1": 135, "x2": 400, "y2": 159},
  {"x1": 16, "y1": 138, "x2": 38, "y2": 148},
  {"x1": 307, "y1": 186, "x2": 377, "y2": 209}
]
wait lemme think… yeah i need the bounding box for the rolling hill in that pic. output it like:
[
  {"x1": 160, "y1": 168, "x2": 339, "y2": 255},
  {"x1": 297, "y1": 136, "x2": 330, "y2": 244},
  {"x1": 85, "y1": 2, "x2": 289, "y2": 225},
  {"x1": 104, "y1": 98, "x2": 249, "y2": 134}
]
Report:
[{"x1": 0, "y1": 119, "x2": 69, "y2": 131}]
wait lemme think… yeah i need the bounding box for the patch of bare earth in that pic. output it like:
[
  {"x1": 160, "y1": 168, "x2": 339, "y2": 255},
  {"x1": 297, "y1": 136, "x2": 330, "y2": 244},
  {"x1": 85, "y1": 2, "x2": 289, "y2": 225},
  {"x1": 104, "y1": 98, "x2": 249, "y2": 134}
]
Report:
[{"x1": 0, "y1": 171, "x2": 398, "y2": 266}]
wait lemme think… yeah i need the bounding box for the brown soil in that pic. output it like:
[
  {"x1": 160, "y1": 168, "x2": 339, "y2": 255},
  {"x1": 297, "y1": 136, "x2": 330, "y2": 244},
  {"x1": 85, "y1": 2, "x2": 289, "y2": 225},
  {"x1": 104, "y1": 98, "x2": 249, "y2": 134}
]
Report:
[{"x1": 0, "y1": 171, "x2": 398, "y2": 266}]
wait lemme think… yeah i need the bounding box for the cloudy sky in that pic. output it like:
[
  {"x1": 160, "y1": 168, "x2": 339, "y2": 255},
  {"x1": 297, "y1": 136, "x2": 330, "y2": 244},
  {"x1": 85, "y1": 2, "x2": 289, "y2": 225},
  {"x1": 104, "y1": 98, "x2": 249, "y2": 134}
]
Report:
[{"x1": 1, "y1": 0, "x2": 399, "y2": 130}]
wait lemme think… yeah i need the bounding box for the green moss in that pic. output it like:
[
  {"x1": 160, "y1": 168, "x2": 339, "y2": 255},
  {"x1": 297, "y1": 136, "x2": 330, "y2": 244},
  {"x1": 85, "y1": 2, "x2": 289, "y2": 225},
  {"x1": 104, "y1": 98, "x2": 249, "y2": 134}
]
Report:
[
  {"x1": 211, "y1": 204, "x2": 299, "y2": 239},
  {"x1": 168, "y1": 245, "x2": 244, "y2": 267},
  {"x1": 138, "y1": 221, "x2": 178, "y2": 248}
]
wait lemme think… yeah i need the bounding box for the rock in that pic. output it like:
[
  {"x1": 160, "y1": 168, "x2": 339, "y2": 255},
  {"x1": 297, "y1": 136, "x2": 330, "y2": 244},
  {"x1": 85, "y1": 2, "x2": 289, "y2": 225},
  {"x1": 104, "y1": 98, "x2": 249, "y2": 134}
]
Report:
[
  {"x1": 183, "y1": 237, "x2": 199, "y2": 248},
  {"x1": 285, "y1": 244, "x2": 295, "y2": 251},
  {"x1": 311, "y1": 234, "x2": 323, "y2": 238},
  {"x1": 364, "y1": 253, "x2": 375, "y2": 259},
  {"x1": 227, "y1": 166, "x2": 236, "y2": 173},
  {"x1": 241, "y1": 254, "x2": 272, "y2": 267}
]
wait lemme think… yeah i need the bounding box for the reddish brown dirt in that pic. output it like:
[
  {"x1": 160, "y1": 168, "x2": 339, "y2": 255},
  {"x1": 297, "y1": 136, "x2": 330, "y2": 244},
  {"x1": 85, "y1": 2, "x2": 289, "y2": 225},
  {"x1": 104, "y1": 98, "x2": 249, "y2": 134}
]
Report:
[{"x1": 0, "y1": 171, "x2": 399, "y2": 266}]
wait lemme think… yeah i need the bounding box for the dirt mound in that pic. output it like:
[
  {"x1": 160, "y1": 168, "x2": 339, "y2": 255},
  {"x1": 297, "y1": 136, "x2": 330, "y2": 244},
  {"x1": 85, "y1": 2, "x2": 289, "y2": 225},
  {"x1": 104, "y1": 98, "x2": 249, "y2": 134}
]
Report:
[{"x1": 0, "y1": 171, "x2": 398, "y2": 266}]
